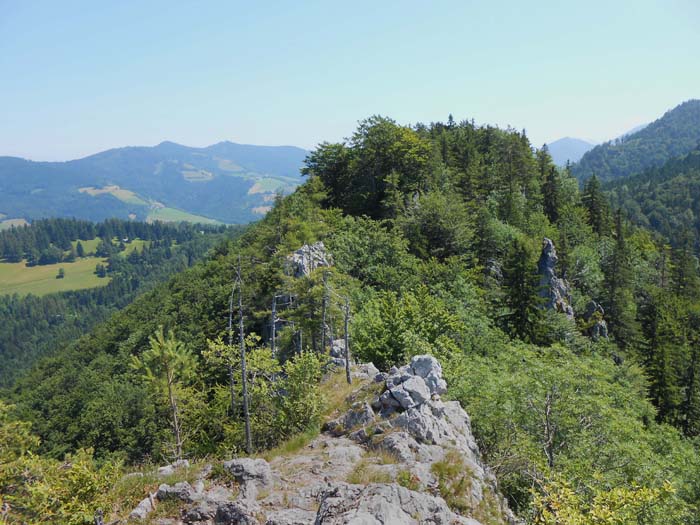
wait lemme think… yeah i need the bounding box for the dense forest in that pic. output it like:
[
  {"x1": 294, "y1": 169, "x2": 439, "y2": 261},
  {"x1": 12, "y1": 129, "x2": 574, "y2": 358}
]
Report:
[
  {"x1": 0, "y1": 218, "x2": 243, "y2": 385},
  {"x1": 572, "y1": 99, "x2": 700, "y2": 182},
  {"x1": 3, "y1": 116, "x2": 700, "y2": 523},
  {"x1": 606, "y1": 146, "x2": 700, "y2": 253}
]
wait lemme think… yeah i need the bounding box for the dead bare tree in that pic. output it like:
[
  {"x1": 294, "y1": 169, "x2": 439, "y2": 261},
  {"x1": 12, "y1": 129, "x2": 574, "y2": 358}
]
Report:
[
  {"x1": 344, "y1": 296, "x2": 351, "y2": 385},
  {"x1": 321, "y1": 270, "x2": 329, "y2": 351},
  {"x1": 236, "y1": 256, "x2": 252, "y2": 454},
  {"x1": 227, "y1": 282, "x2": 236, "y2": 418}
]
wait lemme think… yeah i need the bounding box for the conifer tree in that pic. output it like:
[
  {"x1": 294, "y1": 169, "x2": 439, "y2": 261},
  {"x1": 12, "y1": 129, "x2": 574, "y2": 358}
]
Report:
[
  {"x1": 502, "y1": 238, "x2": 543, "y2": 343},
  {"x1": 671, "y1": 228, "x2": 700, "y2": 298},
  {"x1": 131, "y1": 327, "x2": 196, "y2": 460},
  {"x1": 603, "y1": 209, "x2": 642, "y2": 350},
  {"x1": 582, "y1": 175, "x2": 611, "y2": 235}
]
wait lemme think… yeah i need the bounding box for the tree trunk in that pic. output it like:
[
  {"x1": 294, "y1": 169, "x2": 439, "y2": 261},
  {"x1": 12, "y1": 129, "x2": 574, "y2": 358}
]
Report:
[
  {"x1": 167, "y1": 370, "x2": 183, "y2": 460},
  {"x1": 344, "y1": 297, "x2": 352, "y2": 385},
  {"x1": 228, "y1": 283, "x2": 236, "y2": 417},
  {"x1": 238, "y1": 259, "x2": 253, "y2": 454}
]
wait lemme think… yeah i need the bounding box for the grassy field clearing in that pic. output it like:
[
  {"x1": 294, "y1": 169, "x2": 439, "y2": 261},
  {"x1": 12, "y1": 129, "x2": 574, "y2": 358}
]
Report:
[
  {"x1": 0, "y1": 257, "x2": 109, "y2": 296},
  {"x1": 78, "y1": 185, "x2": 148, "y2": 206},
  {"x1": 147, "y1": 207, "x2": 220, "y2": 224},
  {"x1": 71, "y1": 238, "x2": 101, "y2": 254},
  {"x1": 0, "y1": 218, "x2": 29, "y2": 231}
]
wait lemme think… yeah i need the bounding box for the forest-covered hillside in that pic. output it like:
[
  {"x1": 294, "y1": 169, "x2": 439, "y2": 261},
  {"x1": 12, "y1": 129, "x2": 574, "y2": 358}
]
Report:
[
  {"x1": 3, "y1": 117, "x2": 700, "y2": 524},
  {"x1": 606, "y1": 147, "x2": 700, "y2": 253},
  {"x1": 572, "y1": 99, "x2": 700, "y2": 182},
  {"x1": 0, "y1": 218, "x2": 243, "y2": 386}
]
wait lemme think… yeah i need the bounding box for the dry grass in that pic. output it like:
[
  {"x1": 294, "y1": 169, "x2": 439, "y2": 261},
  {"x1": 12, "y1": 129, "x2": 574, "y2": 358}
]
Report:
[
  {"x1": 320, "y1": 371, "x2": 365, "y2": 421},
  {"x1": 106, "y1": 461, "x2": 203, "y2": 522},
  {"x1": 430, "y1": 449, "x2": 475, "y2": 514},
  {"x1": 346, "y1": 459, "x2": 393, "y2": 485},
  {"x1": 258, "y1": 427, "x2": 320, "y2": 462}
]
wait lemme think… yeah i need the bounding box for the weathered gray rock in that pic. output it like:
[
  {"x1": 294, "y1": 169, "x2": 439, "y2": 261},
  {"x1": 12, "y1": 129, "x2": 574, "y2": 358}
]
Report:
[
  {"x1": 342, "y1": 401, "x2": 375, "y2": 430},
  {"x1": 538, "y1": 238, "x2": 575, "y2": 320},
  {"x1": 330, "y1": 339, "x2": 345, "y2": 359},
  {"x1": 265, "y1": 508, "x2": 317, "y2": 525},
  {"x1": 223, "y1": 457, "x2": 272, "y2": 501},
  {"x1": 376, "y1": 431, "x2": 419, "y2": 463},
  {"x1": 314, "y1": 482, "x2": 476, "y2": 525},
  {"x1": 157, "y1": 481, "x2": 195, "y2": 502},
  {"x1": 322, "y1": 356, "x2": 516, "y2": 524},
  {"x1": 391, "y1": 375, "x2": 431, "y2": 409},
  {"x1": 215, "y1": 502, "x2": 260, "y2": 524},
  {"x1": 286, "y1": 242, "x2": 332, "y2": 278},
  {"x1": 184, "y1": 503, "x2": 216, "y2": 523},
  {"x1": 158, "y1": 459, "x2": 190, "y2": 477},
  {"x1": 129, "y1": 494, "x2": 155, "y2": 521},
  {"x1": 410, "y1": 355, "x2": 447, "y2": 396},
  {"x1": 352, "y1": 363, "x2": 379, "y2": 380},
  {"x1": 583, "y1": 300, "x2": 608, "y2": 339}
]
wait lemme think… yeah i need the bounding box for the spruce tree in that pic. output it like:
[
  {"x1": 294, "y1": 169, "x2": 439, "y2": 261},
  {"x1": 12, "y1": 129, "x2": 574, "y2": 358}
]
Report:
[
  {"x1": 582, "y1": 175, "x2": 611, "y2": 235},
  {"x1": 502, "y1": 238, "x2": 543, "y2": 343}
]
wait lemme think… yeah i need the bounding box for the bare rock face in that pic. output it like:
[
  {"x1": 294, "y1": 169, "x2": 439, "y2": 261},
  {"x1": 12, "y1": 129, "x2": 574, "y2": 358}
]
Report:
[
  {"x1": 286, "y1": 242, "x2": 332, "y2": 278},
  {"x1": 223, "y1": 457, "x2": 273, "y2": 501},
  {"x1": 129, "y1": 495, "x2": 155, "y2": 521},
  {"x1": 583, "y1": 300, "x2": 609, "y2": 339},
  {"x1": 315, "y1": 483, "x2": 479, "y2": 525},
  {"x1": 157, "y1": 481, "x2": 196, "y2": 503},
  {"x1": 538, "y1": 238, "x2": 575, "y2": 320},
  {"x1": 324, "y1": 355, "x2": 516, "y2": 524}
]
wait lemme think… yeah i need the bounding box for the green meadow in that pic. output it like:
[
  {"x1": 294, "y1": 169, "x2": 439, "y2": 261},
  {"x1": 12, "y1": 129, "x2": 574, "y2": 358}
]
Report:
[{"x1": 0, "y1": 257, "x2": 109, "y2": 296}]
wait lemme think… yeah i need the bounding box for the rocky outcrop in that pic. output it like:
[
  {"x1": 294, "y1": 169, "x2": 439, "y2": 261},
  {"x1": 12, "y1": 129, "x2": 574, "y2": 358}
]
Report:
[
  {"x1": 328, "y1": 339, "x2": 347, "y2": 368},
  {"x1": 315, "y1": 483, "x2": 479, "y2": 524},
  {"x1": 323, "y1": 355, "x2": 515, "y2": 524},
  {"x1": 286, "y1": 242, "x2": 332, "y2": 278},
  {"x1": 583, "y1": 300, "x2": 608, "y2": 339},
  {"x1": 538, "y1": 238, "x2": 574, "y2": 320},
  {"x1": 128, "y1": 357, "x2": 515, "y2": 525},
  {"x1": 158, "y1": 459, "x2": 190, "y2": 477},
  {"x1": 223, "y1": 458, "x2": 273, "y2": 501}
]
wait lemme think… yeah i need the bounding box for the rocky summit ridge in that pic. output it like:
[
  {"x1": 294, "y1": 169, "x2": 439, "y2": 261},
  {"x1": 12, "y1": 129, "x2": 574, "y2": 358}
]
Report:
[{"x1": 126, "y1": 356, "x2": 515, "y2": 525}]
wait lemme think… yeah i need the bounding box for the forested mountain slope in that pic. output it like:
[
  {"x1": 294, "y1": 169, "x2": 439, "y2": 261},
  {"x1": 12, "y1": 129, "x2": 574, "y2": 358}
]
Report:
[
  {"x1": 606, "y1": 147, "x2": 700, "y2": 253},
  {"x1": 0, "y1": 141, "x2": 307, "y2": 225},
  {"x1": 3, "y1": 116, "x2": 700, "y2": 524},
  {"x1": 0, "y1": 218, "x2": 243, "y2": 386},
  {"x1": 572, "y1": 99, "x2": 700, "y2": 182}
]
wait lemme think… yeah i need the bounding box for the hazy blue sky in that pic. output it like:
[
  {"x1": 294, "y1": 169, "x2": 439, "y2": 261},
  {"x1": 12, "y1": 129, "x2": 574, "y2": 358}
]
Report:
[{"x1": 1, "y1": 0, "x2": 698, "y2": 160}]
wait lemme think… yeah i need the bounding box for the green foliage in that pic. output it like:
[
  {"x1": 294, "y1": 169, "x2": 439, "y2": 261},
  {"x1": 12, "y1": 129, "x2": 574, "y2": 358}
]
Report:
[
  {"x1": 352, "y1": 286, "x2": 461, "y2": 370},
  {"x1": 573, "y1": 99, "x2": 700, "y2": 182},
  {"x1": 532, "y1": 478, "x2": 681, "y2": 525},
  {"x1": 607, "y1": 147, "x2": 700, "y2": 258},
  {"x1": 397, "y1": 190, "x2": 474, "y2": 260},
  {"x1": 1, "y1": 403, "x2": 121, "y2": 525},
  {"x1": 501, "y1": 237, "x2": 544, "y2": 343},
  {"x1": 4, "y1": 114, "x2": 700, "y2": 525},
  {"x1": 446, "y1": 344, "x2": 700, "y2": 521}
]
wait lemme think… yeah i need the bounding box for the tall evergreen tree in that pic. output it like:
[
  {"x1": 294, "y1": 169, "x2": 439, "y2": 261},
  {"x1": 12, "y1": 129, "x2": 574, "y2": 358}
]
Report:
[
  {"x1": 582, "y1": 175, "x2": 611, "y2": 235},
  {"x1": 502, "y1": 238, "x2": 543, "y2": 343},
  {"x1": 603, "y1": 209, "x2": 642, "y2": 351}
]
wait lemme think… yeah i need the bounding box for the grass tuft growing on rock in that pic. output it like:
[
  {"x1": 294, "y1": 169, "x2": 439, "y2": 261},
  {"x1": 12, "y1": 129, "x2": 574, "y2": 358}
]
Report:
[
  {"x1": 430, "y1": 449, "x2": 474, "y2": 513},
  {"x1": 347, "y1": 459, "x2": 393, "y2": 484}
]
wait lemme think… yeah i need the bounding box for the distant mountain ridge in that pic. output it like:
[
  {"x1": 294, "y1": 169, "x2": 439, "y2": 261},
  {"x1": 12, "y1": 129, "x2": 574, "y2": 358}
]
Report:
[
  {"x1": 0, "y1": 141, "x2": 309, "y2": 225},
  {"x1": 571, "y1": 99, "x2": 700, "y2": 182},
  {"x1": 546, "y1": 137, "x2": 596, "y2": 166}
]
